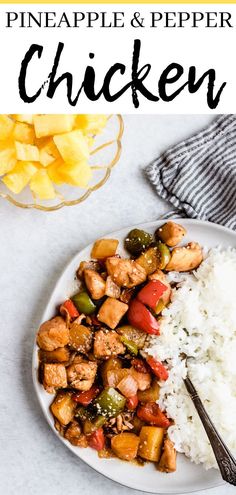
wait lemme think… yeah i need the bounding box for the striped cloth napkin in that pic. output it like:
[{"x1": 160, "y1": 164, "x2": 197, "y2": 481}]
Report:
[{"x1": 146, "y1": 115, "x2": 236, "y2": 230}]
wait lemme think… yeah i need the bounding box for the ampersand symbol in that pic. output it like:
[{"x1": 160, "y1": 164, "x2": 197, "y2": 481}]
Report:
[{"x1": 131, "y1": 12, "x2": 145, "y2": 28}]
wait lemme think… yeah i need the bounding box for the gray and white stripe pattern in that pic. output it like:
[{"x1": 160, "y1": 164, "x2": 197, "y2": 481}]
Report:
[{"x1": 146, "y1": 115, "x2": 236, "y2": 230}]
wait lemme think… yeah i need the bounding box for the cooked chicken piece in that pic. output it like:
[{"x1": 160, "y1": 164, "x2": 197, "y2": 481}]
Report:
[
  {"x1": 97, "y1": 297, "x2": 128, "y2": 329},
  {"x1": 65, "y1": 423, "x2": 88, "y2": 447},
  {"x1": 37, "y1": 316, "x2": 69, "y2": 351},
  {"x1": 105, "y1": 276, "x2": 121, "y2": 299},
  {"x1": 64, "y1": 421, "x2": 82, "y2": 446},
  {"x1": 157, "y1": 437, "x2": 177, "y2": 473},
  {"x1": 148, "y1": 269, "x2": 171, "y2": 305},
  {"x1": 77, "y1": 260, "x2": 100, "y2": 279},
  {"x1": 156, "y1": 221, "x2": 186, "y2": 247},
  {"x1": 166, "y1": 242, "x2": 203, "y2": 272},
  {"x1": 94, "y1": 329, "x2": 125, "y2": 359},
  {"x1": 43, "y1": 363, "x2": 67, "y2": 393},
  {"x1": 67, "y1": 356, "x2": 97, "y2": 391},
  {"x1": 84, "y1": 269, "x2": 106, "y2": 300},
  {"x1": 106, "y1": 257, "x2": 146, "y2": 288}
]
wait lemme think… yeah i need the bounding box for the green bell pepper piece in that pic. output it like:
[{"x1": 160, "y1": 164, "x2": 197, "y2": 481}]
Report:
[
  {"x1": 156, "y1": 242, "x2": 171, "y2": 270},
  {"x1": 72, "y1": 291, "x2": 96, "y2": 315},
  {"x1": 125, "y1": 229, "x2": 153, "y2": 256},
  {"x1": 120, "y1": 336, "x2": 138, "y2": 356},
  {"x1": 83, "y1": 415, "x2": 106, "y2": 435},
  {"x1": 94, "y1": 387, "x2": 126, "y2": 418}
]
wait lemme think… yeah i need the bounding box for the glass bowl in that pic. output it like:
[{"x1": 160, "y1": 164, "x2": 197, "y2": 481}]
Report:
[{"x1": 0, "y1": 114, "x2": 124, "y2": 211}]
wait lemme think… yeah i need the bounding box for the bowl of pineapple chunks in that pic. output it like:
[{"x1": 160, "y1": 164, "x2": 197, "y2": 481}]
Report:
[{"x1": 0, "y1": 114, "x2": 123, "y2": 211}]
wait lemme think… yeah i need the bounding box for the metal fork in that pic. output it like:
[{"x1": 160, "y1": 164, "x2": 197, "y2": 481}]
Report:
[{"x1": 184, "y1": 376, "x2": 236, "y2": 486}]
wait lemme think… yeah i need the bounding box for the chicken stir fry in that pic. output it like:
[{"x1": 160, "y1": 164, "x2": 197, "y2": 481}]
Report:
[{"x1": 37, "y1": 221, "x2": 203, "y2": 472}]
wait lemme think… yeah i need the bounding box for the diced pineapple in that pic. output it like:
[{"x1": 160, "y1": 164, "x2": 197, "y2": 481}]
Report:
[
  {"x1": 51, "y1": 392, "x2": 76, "y2": 425},
  {"x1": 111, "y1": 433, "x2": 140, "y2": 461},
  {"x1": 33, "y1": 115, "x2": 75, "y2": 138},
  {"x1": 39, "y1": 140, "x2": 60, "y2": 167},
  {"x1": 30, "y1": 169, "x2": 56, "y2": 199},
  {"x1": 53, "y1": 130, "x2": 89, "y2": 166},
  {"x1": 91, "y1": 239, "x2": 119, "y2": 259},
  {"x1": 0, "y1": 147, "x2": 17, "y2": 175},
  {"x1": 0, "y1": 139, "x2": 13, "y2": 151},
  {"x1": 15, "y1": 141, "x2": 39, "y2": 162},
  {"x1": 34, "y1": 136, "x2": 51, "y2": 149},
  {"x1": 39, "y1": 149, "x2": 55, "y2": 167},
  {"x1": 2, "y1": 161, "x2": 38, "y2": 194},
  {"x1": 138, "y1": 427, "x2": 164, "y2": 462},
  {"x1": 13, "y1": 114, "x2": 33, "y2": 125},
  {"x1": 13, "y1": 122, "x2": 35, "y2": 145},
  {"x1": 0, "y1": 114, "x2": 108, "y2": 197},
  {"x1": 75, "y1": 115, "x2": 107, "y2": 135},
  {"x1": 58, "y1": 160, "x2": 92, "y2": 187},
  {"x1": 0, "y1": 115, "x2": 14, "y2": 140},
  {"x1": 47, "y1": 159, "x2": 64, "y2": 185}
]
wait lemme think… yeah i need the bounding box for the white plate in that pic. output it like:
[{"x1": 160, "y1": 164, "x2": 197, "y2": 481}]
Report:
[{"x1": 32, "y1": 218, "x2": 236, "y2": 494}]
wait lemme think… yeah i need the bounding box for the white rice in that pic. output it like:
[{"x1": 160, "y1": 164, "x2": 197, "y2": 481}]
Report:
[{"x1": 146, "y1": 248, "x2": 236, "y2": 469}]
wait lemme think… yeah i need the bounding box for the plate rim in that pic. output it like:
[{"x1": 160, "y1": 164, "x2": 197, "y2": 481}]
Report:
[{"x1": 32, "y1": 218, "x2": 236, "y2": 494}]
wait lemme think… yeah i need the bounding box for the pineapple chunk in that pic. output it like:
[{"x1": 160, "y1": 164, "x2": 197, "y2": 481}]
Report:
[
  {"x1": 39, "y1": 140, "x2": 60, "y2": 167},
  {"x1": 33, "y1": 115, "x2": 74, "y2": 138},
  {"x1": 2, "y1": 161, "x2": 38, "y2": 194},
  {"x1": 58, "y1": 160, "x2": 92, "y2": 187},
  {"x1": 0, "y1": 115, "x2": 14, "y2": 140},
  {"x1": 47, "y1": 159, "x2": 64, "y2": 185},
  {"x1": 13, "y1": 122, "x2": 35, "y2": 144},
  {"x1": 34, "y1": 136, "x2": 51, "y2": 148},
  {"x1": 138, "y1": 426, "x2": 164, "y2": 462},
  {"x1": 53, "y1": 130, "x2": 89, "y2": 166},
  {"x1": 13, "y1": 114, "x2": 33, "y2": 125},
  {"x1": 30, "y1": 169, "x2": 56, "y2": 199},
  {"x1": 15, "y1": 141, "x2": 39, "y2": 162},
  {"x1": 0, "y1": 114, "x2": 107, "y2": 197},
  {"x1": 0, "y1": 147, "x2": 17, "y2": 175},
  {"x1": 51, "y1": 392, "x2": 76, "y2": 426},
  {"x1": 0, "y1": 139, "x2": 13, "y2": 151},
  {"x1": 39, "y1": 149, "x2": 55, "y2": 167},
  {"x1": 75, "y1": 115, "x2": 107, "y2": 135}
]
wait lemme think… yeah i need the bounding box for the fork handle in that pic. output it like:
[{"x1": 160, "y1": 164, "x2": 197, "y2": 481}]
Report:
[{"x1": 184, "y1": 377, "x2": 236, "y2": 486}]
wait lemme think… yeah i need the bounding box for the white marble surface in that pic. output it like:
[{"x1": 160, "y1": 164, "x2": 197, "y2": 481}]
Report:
[{"x1": 1, "y1": 115, "x2": 234, "y2": 495}]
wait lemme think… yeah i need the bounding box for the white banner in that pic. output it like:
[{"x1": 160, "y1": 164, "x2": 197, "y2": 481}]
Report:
[{"x1": 0, "y1": 4, "x2": 235, "y2": 113}]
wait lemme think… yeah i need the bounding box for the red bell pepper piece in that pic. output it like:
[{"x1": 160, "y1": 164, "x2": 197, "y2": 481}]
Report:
[
  {"x1": 146, "y1": 357, "x2": 169, "y2": 381},
  {"x1": 88, "y1": 428, "x2": 105, "y2": 451},
  {"x1": 60, "y1": 299, "x2": 79, "y2": 319},
  {"x1": 131, "y1": 358, "x2": 150, "y2": 374},
  {"x1": 137, "y1": 402, "x2": 170, "y2": 428},
  {"x1": 137, "y1": 280, "x2": 167, "y2": 311},
  {"x1": 126, "y1": 394, "x2": 139, "y2": 410},
  {"x1": 72, "y1": 385, "x2": 100, "y2": 406},
  {"x1": 128, "y1": 299, "x2": 160, "y2": 335}
]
